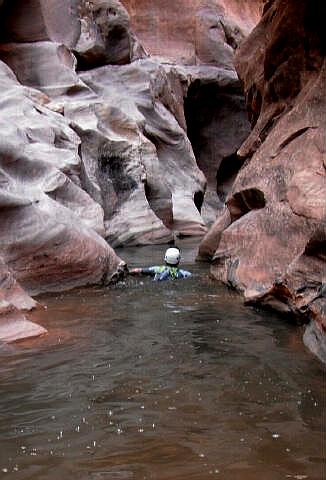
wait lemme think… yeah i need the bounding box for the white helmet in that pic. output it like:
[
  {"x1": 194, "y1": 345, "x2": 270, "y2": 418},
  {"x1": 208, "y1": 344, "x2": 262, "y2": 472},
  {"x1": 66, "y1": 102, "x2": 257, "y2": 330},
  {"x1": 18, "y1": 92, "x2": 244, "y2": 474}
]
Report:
[{"x1": 164, "y1": 247, "x2": 180, "y2": 265}]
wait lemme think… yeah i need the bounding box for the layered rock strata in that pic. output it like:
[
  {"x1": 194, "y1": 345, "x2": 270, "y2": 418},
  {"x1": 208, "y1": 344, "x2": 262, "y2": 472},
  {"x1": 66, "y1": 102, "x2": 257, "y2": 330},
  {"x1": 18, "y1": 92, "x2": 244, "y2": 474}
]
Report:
[{"x1": 199, "y1": 0, "x2": 326, "y2": 362}]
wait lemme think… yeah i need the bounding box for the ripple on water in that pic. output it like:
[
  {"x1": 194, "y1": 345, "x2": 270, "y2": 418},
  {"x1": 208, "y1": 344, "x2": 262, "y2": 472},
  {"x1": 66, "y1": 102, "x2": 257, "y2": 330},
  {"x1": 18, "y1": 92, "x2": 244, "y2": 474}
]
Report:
[{"x1": 0, "y1": 242, "x2": 324, "y2": 480}]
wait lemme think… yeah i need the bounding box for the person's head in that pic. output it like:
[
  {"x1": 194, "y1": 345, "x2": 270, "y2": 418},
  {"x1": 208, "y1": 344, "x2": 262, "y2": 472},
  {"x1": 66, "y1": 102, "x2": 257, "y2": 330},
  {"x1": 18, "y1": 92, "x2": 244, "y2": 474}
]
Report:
[{"x1": 164, "y1": 247, "x2": 180, "y2": 266}]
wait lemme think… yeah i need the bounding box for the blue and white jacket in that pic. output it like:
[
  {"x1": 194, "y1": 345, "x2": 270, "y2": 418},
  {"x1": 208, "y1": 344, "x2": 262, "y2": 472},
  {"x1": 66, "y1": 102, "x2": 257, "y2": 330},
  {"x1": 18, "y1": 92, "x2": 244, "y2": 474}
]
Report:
[{"x1": 141, "y1": 265, "x2": 192, "y2": 281}]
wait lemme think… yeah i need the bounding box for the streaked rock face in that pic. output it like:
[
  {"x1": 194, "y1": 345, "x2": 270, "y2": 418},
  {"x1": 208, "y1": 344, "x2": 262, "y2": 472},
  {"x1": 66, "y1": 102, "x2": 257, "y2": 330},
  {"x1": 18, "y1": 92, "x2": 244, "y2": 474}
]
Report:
[
  {"x1": 199, "y1": 0, "x2": 326, "y2": 361},
  {"x1": 122, "y1": 0, "x2": 261, "y2": 65}
]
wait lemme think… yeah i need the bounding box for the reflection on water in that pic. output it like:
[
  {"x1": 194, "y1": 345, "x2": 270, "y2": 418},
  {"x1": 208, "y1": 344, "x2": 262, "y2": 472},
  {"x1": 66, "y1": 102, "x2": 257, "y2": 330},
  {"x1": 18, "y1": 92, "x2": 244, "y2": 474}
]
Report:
[{"x1": 0, "y1": 242, "x2": 325, "y2": 479}]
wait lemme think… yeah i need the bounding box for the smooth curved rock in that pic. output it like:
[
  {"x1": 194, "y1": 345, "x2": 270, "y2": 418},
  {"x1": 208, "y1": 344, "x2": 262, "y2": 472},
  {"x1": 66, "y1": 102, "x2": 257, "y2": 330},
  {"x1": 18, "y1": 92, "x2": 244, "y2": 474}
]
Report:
[
  {"x1": 69, "y1": 60, "x2": 208, "y2": 245},
  {"x1": 121, "y1": 1, "x2": 259, "y2": 224},
  {"x1": 197, "y1": 207, "x2": 231, "y2": 261},
  {"x1": 0, "y1": 0, "x2": 80, "y2": 47},
  {"x1": 0, "y1": 59, "x2": 123, "y2": 298},
  {"x1": 0, "y1": 41, "x2": 86, "y2": 97},
  {"x1": 0, "y1": 312, "x2": 47, "y2": 343},
  {"x1": 0, "y1": 0, "x2": 257, "y2": 246},
  {"x1": 0, "y1": 259, "x2": 46, "y2": 343}
]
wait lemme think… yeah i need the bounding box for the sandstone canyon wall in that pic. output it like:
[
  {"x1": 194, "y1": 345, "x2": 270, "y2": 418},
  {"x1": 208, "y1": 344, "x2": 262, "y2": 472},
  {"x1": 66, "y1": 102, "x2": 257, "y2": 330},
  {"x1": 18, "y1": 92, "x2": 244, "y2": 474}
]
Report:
[
  {"x1": 0, "y1": 0, "x2": 261, "y2": 342},
  {"x1": 123, "y1": 0, "x2": 262, "y2": 221},
  {"x1": 199, "y1": 0, "x2": 326, "y2": 362},
  {"x1": 1, "y1": 0, "x2": 324, "y2": 362}
]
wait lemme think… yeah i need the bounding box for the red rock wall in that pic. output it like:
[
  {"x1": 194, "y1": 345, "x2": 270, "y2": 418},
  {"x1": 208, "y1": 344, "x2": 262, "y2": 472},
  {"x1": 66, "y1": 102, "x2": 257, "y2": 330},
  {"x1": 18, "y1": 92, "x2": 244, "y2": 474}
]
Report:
[{"x1": 199, "y1": 0, "x2": 326, "y2": 361}]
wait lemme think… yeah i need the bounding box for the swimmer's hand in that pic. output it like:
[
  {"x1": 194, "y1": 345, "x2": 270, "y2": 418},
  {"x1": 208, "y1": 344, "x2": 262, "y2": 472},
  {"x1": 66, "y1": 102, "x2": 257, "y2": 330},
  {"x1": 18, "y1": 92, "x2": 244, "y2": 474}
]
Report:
[{"x1": 129, "y1": 268, "x2": 142, "y2": 275}]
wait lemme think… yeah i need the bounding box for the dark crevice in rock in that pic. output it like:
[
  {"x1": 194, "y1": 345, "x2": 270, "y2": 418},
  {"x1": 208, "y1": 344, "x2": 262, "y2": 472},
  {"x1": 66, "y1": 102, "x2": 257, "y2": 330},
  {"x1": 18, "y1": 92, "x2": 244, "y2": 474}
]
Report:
[
  {"x1": 216, "y1": 152, "x2": 245, "y2": 203},
  {"x1": 143, "y1": 181, "x2": 152, "y2": 206},
  {"x1": 304, "y1": 230, "x2": 326, "y2": 260},
  {"x1": 194, "y1": 190, "x2": 204, "y2": 213},
  {"x1": 184, "y1": 79, "x2": 250, "y2": 185},
  {"x1": 262, "y1": 0, "x2": 275, "y2": 16},
  {"x1": 75, "y1": 27, "x2": 131, "y2": 71},
  {"x1": 98, "y1": 151, "x2": 137, "y2": 219},
  {"x1": 77, "y1": 142, "x2": 82, "y2": 163},
  {"x1": 104, "y1": 25, "x2": 131, "y2": 64},
  {"x1": 277, "y1": 126, "x2": 314, "y2": 153},
  {"x1": 246, "y1": 84, "x2": 262, "y2": 126},
  {"x1": 183, "y1": 78, "x2": 251, "y2": 224},
  {"x1": 258, "y1": 117, "x2": 277, "y2": 144},
  {"x1": 143, "y1": 180, "x2": 173, "y2": 229},
  {"x1": 227, "y1": 188, "x2": 266, "y2": 222}
]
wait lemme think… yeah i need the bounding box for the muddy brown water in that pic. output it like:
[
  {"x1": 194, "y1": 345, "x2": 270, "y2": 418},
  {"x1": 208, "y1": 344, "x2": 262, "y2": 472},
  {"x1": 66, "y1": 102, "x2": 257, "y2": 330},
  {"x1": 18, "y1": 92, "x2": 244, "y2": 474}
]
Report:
[{"x1": 0, "y1": 242, "x2": 325, "y2": 479}]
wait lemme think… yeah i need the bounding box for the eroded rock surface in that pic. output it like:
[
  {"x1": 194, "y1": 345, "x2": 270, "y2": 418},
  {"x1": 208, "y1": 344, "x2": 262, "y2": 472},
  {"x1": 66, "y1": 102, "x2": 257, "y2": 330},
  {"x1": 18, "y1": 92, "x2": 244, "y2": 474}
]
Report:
[
  {"x1": 66, "y1": 60, "x2": 208, "y2": 245},
  {"x1": 0, "y1": 0, "x2": 261, "y2": 342},
  {"x1": 0, "y1": 57, "x2": 123, "y2": 341},
  {"x1": 123, "y1": 0, "x2": 261, "y2": 223},
  {"x1": 122, "y1": 0, "x2": 261, "y2": 65},
  {"x1": 75, "y1": 0, "x2": 146, "y2": 68},
  {"x1": 199, "y1": 0, "x2": 326, "y2": 361}
]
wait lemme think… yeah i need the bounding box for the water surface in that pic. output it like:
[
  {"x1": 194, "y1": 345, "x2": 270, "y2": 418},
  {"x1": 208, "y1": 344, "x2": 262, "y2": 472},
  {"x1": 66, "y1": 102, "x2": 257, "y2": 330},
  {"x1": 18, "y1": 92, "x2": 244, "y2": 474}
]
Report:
[{"x1": 0, "y1": 242, "x2": 325, "y2": 479}]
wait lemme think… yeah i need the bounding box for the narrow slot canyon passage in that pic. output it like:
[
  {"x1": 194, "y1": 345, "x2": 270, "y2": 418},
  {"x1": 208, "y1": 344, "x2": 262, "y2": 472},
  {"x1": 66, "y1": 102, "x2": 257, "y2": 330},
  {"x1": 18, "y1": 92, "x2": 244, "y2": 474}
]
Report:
[
  {"x1": 0, "y1": 0, "x2": 325, "y2": 478},
  {"x1": 184, "y1": 81, "x2": 251, "y2": 224}
]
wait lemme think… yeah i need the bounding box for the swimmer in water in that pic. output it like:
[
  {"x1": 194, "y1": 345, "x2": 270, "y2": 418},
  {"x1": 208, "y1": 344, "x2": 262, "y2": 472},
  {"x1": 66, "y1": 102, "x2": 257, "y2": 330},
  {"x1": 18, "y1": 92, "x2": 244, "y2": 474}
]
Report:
[{"x1": 129, "y1": 247, "x2": 191, "y2": 281}]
